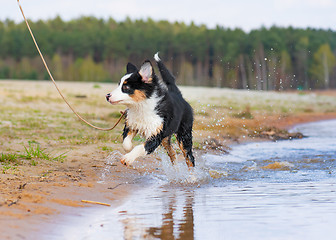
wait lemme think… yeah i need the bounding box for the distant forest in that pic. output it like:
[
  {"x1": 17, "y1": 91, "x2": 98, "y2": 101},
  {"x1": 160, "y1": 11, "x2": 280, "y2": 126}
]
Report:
[{"x1": 1, "y1": 17, "x2": 336, "y2": 90}]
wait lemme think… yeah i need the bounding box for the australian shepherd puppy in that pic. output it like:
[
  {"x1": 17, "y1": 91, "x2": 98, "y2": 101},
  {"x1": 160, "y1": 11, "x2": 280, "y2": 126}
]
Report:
[{"x1": 106, "y1": 53, "x2": 195, "y2": 167}]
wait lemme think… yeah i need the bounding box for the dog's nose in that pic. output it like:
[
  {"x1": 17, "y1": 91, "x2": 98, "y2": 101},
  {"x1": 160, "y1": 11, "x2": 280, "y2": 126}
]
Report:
[{"x1": 106, "y1": 93, "x2": 111, "y2": 101}]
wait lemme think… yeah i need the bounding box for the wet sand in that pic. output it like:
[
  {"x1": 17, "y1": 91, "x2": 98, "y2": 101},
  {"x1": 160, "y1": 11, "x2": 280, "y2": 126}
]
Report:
[{"x1": 1, "y1": 80, "x2": 336, "y2": 239}]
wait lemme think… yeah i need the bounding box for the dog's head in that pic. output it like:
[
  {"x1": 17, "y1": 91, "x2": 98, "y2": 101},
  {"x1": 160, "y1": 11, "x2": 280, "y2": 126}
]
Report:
[{"x1": 106, "y1": 61, "x2": 155, "y2": 106}]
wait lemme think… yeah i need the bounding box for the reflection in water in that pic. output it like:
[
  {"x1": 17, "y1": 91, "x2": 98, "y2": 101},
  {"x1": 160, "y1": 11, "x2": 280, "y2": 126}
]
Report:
[
  {"x1": 50, "y1": 120, "x2": 336, "y2": 240},
  {"x1": 112, "y1": 120, "x2": 336, "y2": 240},
  {"x1": 146, "y1": 191, "x2": 194, "y2": 240},
  {"x1": 117, "y1": 189, "x2": 195, "y2": 240}
]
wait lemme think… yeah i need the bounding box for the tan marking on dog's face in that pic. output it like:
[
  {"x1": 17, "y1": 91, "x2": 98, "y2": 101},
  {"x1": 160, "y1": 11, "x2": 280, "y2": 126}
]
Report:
[{"x1": 130, "y1": 90, "x2": 146, "y2": 102}]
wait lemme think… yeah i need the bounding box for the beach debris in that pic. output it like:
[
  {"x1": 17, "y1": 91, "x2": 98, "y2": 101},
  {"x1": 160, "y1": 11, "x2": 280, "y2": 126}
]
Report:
[
  {"x1": 19, "y1": 183, "x2": 27, "y2": 189},
  {"x1": 81, "y1": 200, "x2": 111, "y2": 207},
  {"x1": 251, "y1": 127, "x2": 305, "y2": 141},
  {"x1": 262, "y1": 161, "x2": 294, "y2": 170},
  {"x1": 209, "y1": 170, "x2": 228, "y2": 179},
  {"x1": 203, "y1": 138, "x2": 231, "y2": 153},
  {"x1": 107, "y1": 183, "x2": 124, "y2": 190}
]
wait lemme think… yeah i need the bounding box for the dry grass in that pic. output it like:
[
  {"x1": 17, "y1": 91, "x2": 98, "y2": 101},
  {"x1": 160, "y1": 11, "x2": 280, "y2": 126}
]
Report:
[{"x1": 1, "y1": 80, "x2": 336, "y2": 164}]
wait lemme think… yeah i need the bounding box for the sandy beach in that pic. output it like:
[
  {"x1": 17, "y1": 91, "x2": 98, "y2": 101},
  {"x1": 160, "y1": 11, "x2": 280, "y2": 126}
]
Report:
[{"x1": 1, "y1": 80, "x2": 336, "y2": 239}]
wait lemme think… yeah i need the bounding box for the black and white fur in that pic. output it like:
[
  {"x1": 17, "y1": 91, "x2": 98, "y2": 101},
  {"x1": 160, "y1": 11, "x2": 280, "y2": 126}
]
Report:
[{"x1": 106, "y1": 53, "x2": 195, "y2": 167}]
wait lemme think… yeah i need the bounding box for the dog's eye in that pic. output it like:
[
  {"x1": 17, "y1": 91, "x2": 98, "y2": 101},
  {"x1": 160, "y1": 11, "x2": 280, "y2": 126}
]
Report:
[{"x1": 122, "y1": 84, "x2": 130, "y2": 92}]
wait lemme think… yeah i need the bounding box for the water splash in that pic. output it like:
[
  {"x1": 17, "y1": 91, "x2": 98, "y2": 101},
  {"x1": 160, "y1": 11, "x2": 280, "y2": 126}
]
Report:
[
  {"x1": 101, "y1": 150, "x2": 228, "y2": 185},
  {"x1": 154, "y1": 151, "x2": 228, "y2": 185},
  {"x1": 106, "y1": 150, "x2": 123, "y2": 164},
  {"x1": 100, "y1": 150, "x2": 123, "y2": 182},
  {"x1": 156, "y1": 152, "x2": 209, "y2": 184}
]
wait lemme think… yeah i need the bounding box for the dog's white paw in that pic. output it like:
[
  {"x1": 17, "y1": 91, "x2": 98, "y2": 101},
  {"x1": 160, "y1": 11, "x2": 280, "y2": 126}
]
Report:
[
  {"x1": 120, "y1": 144, "x2": 146, "y2": 166},
  {"x1": 121, "y1": 153, "x2": 136, "y2": 166}
]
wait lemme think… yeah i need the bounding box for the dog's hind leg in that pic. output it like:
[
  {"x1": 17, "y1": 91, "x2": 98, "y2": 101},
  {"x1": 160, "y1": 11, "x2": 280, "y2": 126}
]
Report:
[
  {"x1": 177, "y1": 129, "x2": 195, "y2": 167},
  {"x1": 161, "y1": 136, "x2": 176, "y2": 164}
]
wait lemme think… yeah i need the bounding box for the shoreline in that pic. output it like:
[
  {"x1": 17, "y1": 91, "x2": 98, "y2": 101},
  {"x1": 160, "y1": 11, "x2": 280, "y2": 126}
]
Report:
[
  {"x1": 2, "y1": 114, "x2": 336, "y2": 240},
  {"x1": 1, "y1": 81, "x2": 336, "y2": 239}
]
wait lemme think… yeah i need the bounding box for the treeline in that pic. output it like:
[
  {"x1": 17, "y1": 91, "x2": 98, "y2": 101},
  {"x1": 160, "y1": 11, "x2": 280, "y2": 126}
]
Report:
[{"x1": 1, "y1": 17, "x2": 336, "y2": 90}]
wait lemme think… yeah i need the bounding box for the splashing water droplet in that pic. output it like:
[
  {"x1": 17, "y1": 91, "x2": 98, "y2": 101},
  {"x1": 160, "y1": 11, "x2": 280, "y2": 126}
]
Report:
[
  {"x1": 106, "y1": 150, "x2": 123, "y2": 164},
  {"x1": 157, "y1": 152, "x2": 211, "y2": 184},
  {"x1": 100, "y1": 151, "x2": 123, "y2": 183}
]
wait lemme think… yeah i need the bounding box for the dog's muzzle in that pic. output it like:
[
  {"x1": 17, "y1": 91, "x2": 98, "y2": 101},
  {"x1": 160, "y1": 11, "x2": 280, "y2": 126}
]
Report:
[{"x1": 106, "y1": 93, "x2": 111, "y2": 101}]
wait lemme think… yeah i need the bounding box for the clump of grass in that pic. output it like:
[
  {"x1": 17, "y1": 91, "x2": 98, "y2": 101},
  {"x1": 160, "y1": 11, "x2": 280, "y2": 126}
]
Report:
[
  {"x1": 0, "y1": 153, "x2": 18, "y2": 163},
  {"x1": 20, "y1": 141, "x2": 67, "y2": 164},
  {"x1": 21, "y1": 141, "x2": 48, "y2": 160},
  {"x1": 1, "y1": 153, "x2": 19, "y2": 174},
  {"x1": 2, "y1": 164, "x2": 17, "y2": 174}
]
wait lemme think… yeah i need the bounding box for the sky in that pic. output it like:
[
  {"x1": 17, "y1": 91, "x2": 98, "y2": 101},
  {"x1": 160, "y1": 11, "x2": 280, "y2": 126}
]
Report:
[{"x1": 2, "y1": 0, "x2": 336, "y2": 32}]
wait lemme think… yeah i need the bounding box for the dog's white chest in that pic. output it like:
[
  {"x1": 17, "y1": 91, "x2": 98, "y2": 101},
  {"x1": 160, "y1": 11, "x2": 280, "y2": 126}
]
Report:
[{"x1": 126, "y1": 97, "x2": 163, "y2": 139}]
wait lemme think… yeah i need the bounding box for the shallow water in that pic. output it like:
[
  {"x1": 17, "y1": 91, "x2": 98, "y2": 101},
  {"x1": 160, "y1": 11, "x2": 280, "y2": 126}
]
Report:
[{"x1": 53, "y1": 120, "x2": 336, "y2": 240}]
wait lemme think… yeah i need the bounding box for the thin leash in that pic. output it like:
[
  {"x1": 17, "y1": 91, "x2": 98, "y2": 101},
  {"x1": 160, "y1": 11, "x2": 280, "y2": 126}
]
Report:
[{"x1": 17, "y1": 0, "x2": 125, "y2": 131}]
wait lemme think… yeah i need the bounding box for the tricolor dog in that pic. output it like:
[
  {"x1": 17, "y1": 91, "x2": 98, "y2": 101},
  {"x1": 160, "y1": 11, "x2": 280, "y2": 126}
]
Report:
[{"x1": 106, "y1": 53, "x2": 195, "y2": 167}]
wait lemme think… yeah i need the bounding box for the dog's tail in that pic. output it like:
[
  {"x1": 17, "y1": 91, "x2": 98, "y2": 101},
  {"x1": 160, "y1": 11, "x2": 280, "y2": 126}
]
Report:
[{"x1": 154, "y1": 52, "x2": 176, "y2": 86}]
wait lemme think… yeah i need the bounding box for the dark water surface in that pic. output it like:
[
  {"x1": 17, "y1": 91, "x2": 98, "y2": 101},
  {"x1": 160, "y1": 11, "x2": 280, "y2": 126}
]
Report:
[{"x1": 50, "y1": 120, "x2": 336, "y2": 240}]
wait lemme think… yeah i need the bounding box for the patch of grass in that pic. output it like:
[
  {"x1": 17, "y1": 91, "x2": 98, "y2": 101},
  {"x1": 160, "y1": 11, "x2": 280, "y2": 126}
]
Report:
[
  {"x1": 1, "y1": 153, "x2": 19, "y2": 174},
  {"x1": 93, "y1": 84, "x2": 101, "y2": 89},
  {"x1": 0, "y1": 153, "x2": 18, "y2": 163},
  {"x1": 101, "y1": 145, "x2": 113, "y2": 151},
  {"x1": 195, "y1": 110, "x2": 210, "y2": 117},
  {"x1": 193, "y1": 141, "x2": 203, "y2": 150},
  {"x1": 231, "y1": 106, "x2": 254, "y2": 119},
  {"x1": 303, "y1": 108, "x2": 314, "y2": 113},
  {"x1": 20, "y1": 141, "x2": 67, "y2": 164},
  {"x1": 2, "y1": 163, "x2": 17, "y2": 174},
  {"x1": 108, "y1": 111, "x2": 122, "y2": 118},
  {"x1": 21, "y1": 141, "x2": 47, "y2": 160},
  {"x1": 281, "y1": 106, "x2": 289, "y2": 114},
  {"x1": 21, "y1": 96, "x2": 40, "y2": 102},
  {"x1": 19, "y1": 117, "x2": 47, "y2": 129},
  {"x1": 59, "y1": 136, "x2": 67, "y2": 140}
]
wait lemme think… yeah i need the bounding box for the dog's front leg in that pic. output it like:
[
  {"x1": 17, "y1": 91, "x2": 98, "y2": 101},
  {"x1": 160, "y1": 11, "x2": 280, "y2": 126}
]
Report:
[
  {"x1": 121, "y1": 144, "x2": 146, "y2": 166},
  {"x1": 122, "y1": 129, "x2": 137, "y2": 152},
  {"x1": 121, "y1": 134, "x2": 163, "y2": 166}
]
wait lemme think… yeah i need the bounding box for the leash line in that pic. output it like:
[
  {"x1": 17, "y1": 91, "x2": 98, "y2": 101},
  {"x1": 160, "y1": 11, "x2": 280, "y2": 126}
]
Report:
[{"x1": 17, "y1": 0, "x2": 125, "y2": 131}]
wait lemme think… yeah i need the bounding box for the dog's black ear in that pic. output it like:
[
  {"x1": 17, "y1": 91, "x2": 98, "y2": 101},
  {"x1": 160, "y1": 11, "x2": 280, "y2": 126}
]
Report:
[
  {"x1": 126, "y1": 63, "x2": 138, "y2": 74},
  {"x1": 139, "y1": 60, "x2": 153, "y2": 83}
]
